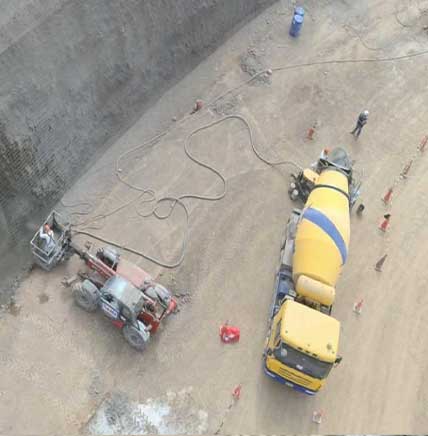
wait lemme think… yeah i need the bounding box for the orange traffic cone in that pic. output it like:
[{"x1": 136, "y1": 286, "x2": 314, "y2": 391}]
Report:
[
  {"x1": 382, "y1": 187, "x2": 393, "y2": 205},
  {"x1": 401, "y1": 160, "x2": 413, "y2": 178},
  {"x1": 353, "y1": 299, "x2": 364, "y2": 314},
  {"x1": 379, "y1": 214, "x2": 391, "y2": 232},
  {"x1": 312, "y1": 410, "x2": 323, "y2": 424},
  {"x1": 375, "y1": 254, "x2": 388, "y2": 272}
]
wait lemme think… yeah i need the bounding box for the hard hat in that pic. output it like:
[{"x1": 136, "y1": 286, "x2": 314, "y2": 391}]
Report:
[
  {"x1": 324, "y1": 147, "x2": 330, "y2": 154},
  {"x1": 363, "y1": 110, "x2": 369, "y2": 116}
]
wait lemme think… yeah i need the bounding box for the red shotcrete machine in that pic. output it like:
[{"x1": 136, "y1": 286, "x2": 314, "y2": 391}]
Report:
[{"x1": 30, "y1": 211, "x2": 177, "y2": 351}]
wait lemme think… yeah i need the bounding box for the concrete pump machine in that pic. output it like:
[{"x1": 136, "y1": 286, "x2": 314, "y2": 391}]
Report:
[{"x1": 30, "y1": 211, "x2": 177, "y2": 351}]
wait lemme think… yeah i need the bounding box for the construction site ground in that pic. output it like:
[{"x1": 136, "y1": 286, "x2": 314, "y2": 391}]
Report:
[{"x1": 2, "y1": 0, "x2": 428, "y2": 434}]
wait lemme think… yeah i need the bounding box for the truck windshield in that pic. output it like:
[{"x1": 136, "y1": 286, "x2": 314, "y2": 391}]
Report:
[{"x1": 273, "y1": 342, "x2": 333, "y2": 380}]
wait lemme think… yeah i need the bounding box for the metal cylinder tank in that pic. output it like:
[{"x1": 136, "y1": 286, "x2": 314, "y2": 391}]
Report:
[{"x1": 292, "y1": 169, "x2": 350, "y2": 289}]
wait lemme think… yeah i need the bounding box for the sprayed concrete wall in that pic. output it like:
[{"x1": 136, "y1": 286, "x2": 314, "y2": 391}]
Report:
[{"x1": 0, "y1": 0, "x2": 276, "y2": 298}]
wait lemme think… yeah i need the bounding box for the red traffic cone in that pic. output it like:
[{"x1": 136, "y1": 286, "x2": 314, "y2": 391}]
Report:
[
  {"x1": 190, "y1": 99, "x2": 203, "y2": 114},
  {"x1": 353, "y1": 299, "x2": 364, "y2": 314},
  {"x1": 418, "y1": 135, "x2": 428, "y2": 153},
  {"x1": 382, "y1": 187, "x2": 393, "y2": 205},
  {"x1": 312, "y1": 410, "x2": 323, "y2": 424},
  {"x1": 375, "y1": 254, "x2": 388, "y2": 272},
  {"x1": 232, "y1": 385, "x2": 242, "y2": 400},
  {"x1": 401, "y1": 160, "x2": 413, "y2": 178},
  {"x1": 379, "y1": 214, "x2": 391, "y2": 232},
  {"x1": 307, "y1": 126, "x2": 315, "y2": 140}
]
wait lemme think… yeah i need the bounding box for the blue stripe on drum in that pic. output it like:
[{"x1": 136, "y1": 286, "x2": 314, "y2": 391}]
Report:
[{"x1": 302, "y1": 207, "x2": 347, "y2": 265}]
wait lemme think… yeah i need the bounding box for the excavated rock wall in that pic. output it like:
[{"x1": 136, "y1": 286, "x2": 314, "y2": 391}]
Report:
[{"x1": 0, "y1": 0, "x2": 276, "y2": 300}]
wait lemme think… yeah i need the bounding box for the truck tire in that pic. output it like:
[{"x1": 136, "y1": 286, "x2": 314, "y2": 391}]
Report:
[
  {"x1": 122, "y1": 325, "x2": 147, "y2": 351},
  {"x1": 73, "y1": 280, "x2": 99, "y2": 312}
]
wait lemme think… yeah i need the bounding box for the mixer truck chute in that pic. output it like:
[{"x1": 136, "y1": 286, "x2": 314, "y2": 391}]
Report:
[
  {"x1": 288, "y1": 147, "x2": 361, "y2": 208},
  {"x1": 263, "y1": 147, "x2": 359, "y2": 395}
]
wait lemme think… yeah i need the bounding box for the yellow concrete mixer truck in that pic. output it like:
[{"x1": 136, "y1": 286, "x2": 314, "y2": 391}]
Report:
[{"x1": 263, "y1": 147, "x2": 361, "y2": 395}]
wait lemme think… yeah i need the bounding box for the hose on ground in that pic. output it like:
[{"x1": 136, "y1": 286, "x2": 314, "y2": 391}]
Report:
[
  {"x1": 72, "y1": 115, "x2": 302, "y2": 268},
  {"x1": 66, "y1": 47, "x2": 428, "y2": 268},
  {"x1": 73, "y1": 198, "x2": 189, "y2": 269}
]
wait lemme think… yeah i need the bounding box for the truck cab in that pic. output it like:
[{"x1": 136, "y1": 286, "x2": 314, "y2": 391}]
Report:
[{"x1": 264, "y1": 300, "x2": 340, "y2": 395}]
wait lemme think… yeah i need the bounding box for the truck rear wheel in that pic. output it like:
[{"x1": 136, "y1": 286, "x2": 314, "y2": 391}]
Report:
[
  {"x1": 73, "y1": 280, "x2": 99, "y2": 312},
  {"x1": 122, "y1": 325, "x2": 147, "y2": 351}
]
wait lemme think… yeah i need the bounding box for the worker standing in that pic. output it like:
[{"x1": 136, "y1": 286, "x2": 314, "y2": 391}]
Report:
[
  {"x1": 350, "y1": 110, "x2": 369, "y2": 138},
  {"x1": 39, "y1": 224, "x2": 56, "y2": 253},
  {"x1": 311, "y1": 148, "x2": 330, "y2": 171},
  {"x1": 319, "y1": 147, "x2": 330, "y2": 160}
]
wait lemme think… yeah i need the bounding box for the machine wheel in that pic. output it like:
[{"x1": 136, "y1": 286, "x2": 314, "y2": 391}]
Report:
[
  {"x1": 122, "y1": 325, "x2": 147, "y2": 351},
  {"x1": 73, "y1": 280, "x2": 99, "y2": 312},
  {"x1": 62, "y1": 249, "x2": 74, "y2": 263}
]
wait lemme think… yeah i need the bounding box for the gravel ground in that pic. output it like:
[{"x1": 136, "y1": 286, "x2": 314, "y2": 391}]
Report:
[{"x1": 2, "y1": 0, "x2": 428, "y2": 433}]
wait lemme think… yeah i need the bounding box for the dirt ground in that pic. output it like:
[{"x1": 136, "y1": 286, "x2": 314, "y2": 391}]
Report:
[{"x1": 2, "y1": 0, "x2": 428, "y2": 433}]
